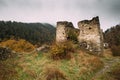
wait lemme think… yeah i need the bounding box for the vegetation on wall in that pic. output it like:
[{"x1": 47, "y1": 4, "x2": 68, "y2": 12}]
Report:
[{"x1": 67, "y1": 29, "x2": 79, "y2": 43}]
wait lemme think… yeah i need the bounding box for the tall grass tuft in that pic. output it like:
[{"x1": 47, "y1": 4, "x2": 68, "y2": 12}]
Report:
[{"x1": 41, "y1": 66, "x2": 67, "y2": 80}]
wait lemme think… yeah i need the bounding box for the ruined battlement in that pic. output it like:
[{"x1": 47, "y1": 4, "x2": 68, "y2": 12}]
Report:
[
  {"x1": 77, "y1": 16, "x2": 103, "y2": 54},
  {"x1": 57, "y1": 21, "x2": 68, "y2": 26},
  {"x1": 57, "y1": 21, "x2": 74, "y2": 28},
  {"x1": 56, "y1": 16, "x2": 104, "y2": 55},
  {"x1": 78, "y1": 16, "x2": 100, "y2": 28},
  {"x1": 56, "y1": 21, "x2": 76, "y2": 42}
]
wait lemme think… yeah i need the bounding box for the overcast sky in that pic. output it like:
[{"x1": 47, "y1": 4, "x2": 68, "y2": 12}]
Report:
[{"x1": 0, "y1": 0, "x2": 120, "y2": 31}]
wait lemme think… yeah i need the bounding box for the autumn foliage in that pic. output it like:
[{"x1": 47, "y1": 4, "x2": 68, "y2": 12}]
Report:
[
  {"x1": 50, "y1": 41, "x2": 75, "y2": 60},
  {"x1": 0, "y1": 39, "x2": 35, "y2": 52}
]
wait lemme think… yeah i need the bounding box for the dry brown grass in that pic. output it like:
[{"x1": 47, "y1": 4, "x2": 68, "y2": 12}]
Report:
[
  {"x1": 74, "y1": 50, "x2": 103, "y2": 72},
  {"x1": 103, "y1": 49, "x2": 113, "y2": 58},
  {"x1": 0, "y1": 59, "x2": 18, "y2": 80},
  {"x1": 0, "y1": 42, "x2": 104, "y2": 80},
  {"x1": 95, "y1": 61, "x2": 120, "y2": 80},
  {"x1": 41, "y1": 65, "x2": 68, "y2": 80},
  {"x1": 24, "y1": 69, "x2": 37, "y2": 78}
]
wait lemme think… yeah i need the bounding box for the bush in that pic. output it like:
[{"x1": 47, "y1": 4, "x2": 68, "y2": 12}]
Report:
[
  {"x1": 0, "y1": 47, "x2": 12, "y2": 60},
  {"x1": 67, "y1": 29, "x2": 79, "y2": 43},
  {"x1": 111, "y1": 45, "x2": 120, "y2": 56},
  {"x1": 50, "y1": 41, "x2": 75, "y2": 60},
  {"x1": 0, "y1": 39, "x2": 35, "y2": 52}
]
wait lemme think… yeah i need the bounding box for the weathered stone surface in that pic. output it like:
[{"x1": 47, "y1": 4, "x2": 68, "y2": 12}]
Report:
[
  {"x1": 56, "y1": 21, "x2": 75, "y2": 42},
  {"x1": 56, "y1": 16, "x2": 104, "y2": 55},
  {"x1": 78, "y1": 16, "x2": 103, "y2": 54}
]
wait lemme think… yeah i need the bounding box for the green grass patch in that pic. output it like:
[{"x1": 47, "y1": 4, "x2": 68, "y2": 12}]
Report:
[{"x1": 0, "y1": 48, "x2": 104, "y2": 80}]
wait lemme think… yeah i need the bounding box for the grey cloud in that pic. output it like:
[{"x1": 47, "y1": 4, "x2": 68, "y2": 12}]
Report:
[
  {"x1": 94, "y1": 0, "x2": 120, "y2": 16},
  {"x1": 109, "y1": 1, "x2": 120, "y2": 16},
  {"x1": 0, "y1": 0, "x2": 41, "y2": 9},
  {"x1": 0, "y1": 0, "x2": 120, "y2": 31},
  {"x1": 74, "y1": 0, "x2": 120, "y2": 15},
  {"x1": 0, "y1": 0, "x2": 7, "y2": 8}
]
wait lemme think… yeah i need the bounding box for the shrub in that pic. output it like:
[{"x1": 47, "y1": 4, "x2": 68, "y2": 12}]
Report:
[
  {"x1": 50, "y1": 41, "x2": 75, "y2": 60},
  {"x1": 111, "y1": 45, "x2": 120, "y2": 56},
  {"x1": 67, "y1": 29, "x2": 79, "y2": 43},
  {"x1": 0, "y1": 39, "x2": 35, "y2": 52},
  {"x1": 0, "y1": 47, "x2": 12, "y2": 60}
]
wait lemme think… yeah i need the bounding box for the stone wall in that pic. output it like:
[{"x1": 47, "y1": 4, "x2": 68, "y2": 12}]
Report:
[
  {"x1": 56, "y1": 21, "x2": 77, "y2": 42},
  {"x1": 78, "y1": 16, "x2": 103, "y2": 54},
  {"x1": 56, "y1": 16, "x2": 104, "y2": 54}
]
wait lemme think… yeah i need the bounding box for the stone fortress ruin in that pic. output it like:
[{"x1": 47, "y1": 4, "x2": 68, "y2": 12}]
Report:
[
  {"x1": 56, "y1": 16, "x2": 104, "y2": 54},
  {"x1": 56, "y1": 21, "x2": 79, "y2": 42}
]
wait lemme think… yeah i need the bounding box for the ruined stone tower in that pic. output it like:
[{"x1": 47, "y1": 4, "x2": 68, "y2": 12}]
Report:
[
  {"x1": 78, "y1": 16, "x2": 103, "y2": 54},
  {"x1": 56, "y1": 21, "x2": 75, "y2": 42},
  {"x1": 56, "y1": 16, "x2": 104, "y2": 54}
]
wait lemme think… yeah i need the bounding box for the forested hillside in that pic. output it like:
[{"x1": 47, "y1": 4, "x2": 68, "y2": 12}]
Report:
[
  {"x1": 0, "y1": 21, "x2": 56, "y2": 45},
  {"x1": 104, "y1": 24, "x2": 120, "y2": 56}
]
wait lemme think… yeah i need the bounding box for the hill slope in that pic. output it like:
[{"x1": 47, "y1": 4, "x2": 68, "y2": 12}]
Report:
[
  {"x1": 104, "y1": 24, "x2": 120, "y2": 46},
  {"x1": 104, "y1": 24, "x2": 120, "y2": 56},
  {"x1": 0, "y1": 21, "x2": 56, "y2": 45}
]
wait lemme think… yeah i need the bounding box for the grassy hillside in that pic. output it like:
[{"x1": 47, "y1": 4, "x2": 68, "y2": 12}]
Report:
[
  {"x1": 1, "y1": 22, "x2": 120, "y2": 80},
  {"x1": 93, "y1": 57, "x2": 120, "y2": 80},
  {"x1": 1, "y1": 40, "x2": 120, "y2": 80},
  {"x1": 0, "y1": 46, "x2": 104, "y2": 80}
]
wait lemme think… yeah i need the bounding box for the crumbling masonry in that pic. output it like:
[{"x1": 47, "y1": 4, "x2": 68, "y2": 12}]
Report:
[
  {"x1": 56, "y1": 16, "x2": 104, "y2": 54},
  {"x1": 56, "y1": 21, "x2": 79, "y2": 42}
]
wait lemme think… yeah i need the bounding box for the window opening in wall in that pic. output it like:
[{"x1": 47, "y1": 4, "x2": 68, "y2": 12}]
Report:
[
  {"x1": 67, "y1": 37, "x2": 70, "y2": 39},
  {"x1": 89, "y1": 27, "x2": 92, "y2": 30}
]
